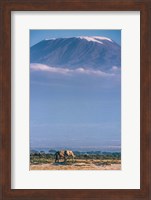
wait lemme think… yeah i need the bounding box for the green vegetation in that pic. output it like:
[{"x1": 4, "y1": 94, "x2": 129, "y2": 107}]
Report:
[
  {"x1": 75, "y1": 152, "x2": 121, "y2": 160},
  {"x1": 30, "y1": 152, "x2": 121, "y2": 165}
]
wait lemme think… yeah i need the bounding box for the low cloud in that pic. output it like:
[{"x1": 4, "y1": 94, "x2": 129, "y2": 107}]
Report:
[
  {"x1": 109, "y1": 66, "x2": 121, "y2": 74},
  {"x1": 30, "y1": 63, "x2": 116, "y2": 77}
]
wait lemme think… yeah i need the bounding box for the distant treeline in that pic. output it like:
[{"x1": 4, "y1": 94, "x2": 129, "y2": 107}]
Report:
[{"x1": 30, "y1": 149, "x2": 121, "y2": 161}]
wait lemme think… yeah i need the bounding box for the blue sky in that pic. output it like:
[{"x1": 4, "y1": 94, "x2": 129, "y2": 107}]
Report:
[
  {"x1": 30, "y1": 30, "x2": 121, "y2": 151},
  {"x1": 30, "y1": 30, "x2": 121, "y2": 47}
]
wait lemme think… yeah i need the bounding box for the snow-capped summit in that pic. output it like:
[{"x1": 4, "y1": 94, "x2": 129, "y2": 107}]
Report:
[
  {"x1": 30, "y1": 36, "x2": 121, "y2": 72},
  {"x1": 77, "y1": 36, "x2": 113, "y2": 44}
]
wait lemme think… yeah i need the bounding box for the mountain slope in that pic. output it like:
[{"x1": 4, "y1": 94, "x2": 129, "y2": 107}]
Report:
[{"x1": 30, "y1": 36, "x2": 121, "y2": 72}]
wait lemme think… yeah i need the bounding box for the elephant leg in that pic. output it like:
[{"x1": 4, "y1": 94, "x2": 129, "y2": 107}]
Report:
[{"x1": 64, "y1": 156, "x2": 67, "y2": 163}]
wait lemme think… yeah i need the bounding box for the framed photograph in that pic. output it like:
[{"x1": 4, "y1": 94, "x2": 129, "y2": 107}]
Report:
[{"x1": 1, "y1": 0, "x2": 151, "y2": 200}]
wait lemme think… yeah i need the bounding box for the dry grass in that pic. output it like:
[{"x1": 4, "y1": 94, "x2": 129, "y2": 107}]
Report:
[{"x1": 30, "y1": 159, "x2": 121, "y2": 170}]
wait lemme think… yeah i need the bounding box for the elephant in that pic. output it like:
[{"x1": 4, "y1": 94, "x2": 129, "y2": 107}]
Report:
[{"x1": 55, "y1": 150, "x2": 75, "y2": 163}]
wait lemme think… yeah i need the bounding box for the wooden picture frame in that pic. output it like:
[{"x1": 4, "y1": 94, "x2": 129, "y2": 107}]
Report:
[{"x1": 0, "y1": 0, "x2": 151, "y2": 199}]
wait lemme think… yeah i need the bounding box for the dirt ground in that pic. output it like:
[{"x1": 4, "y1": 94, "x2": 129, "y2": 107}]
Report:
[{"x1": 30, "y1": 159, "x2": 121, "y2": 170}]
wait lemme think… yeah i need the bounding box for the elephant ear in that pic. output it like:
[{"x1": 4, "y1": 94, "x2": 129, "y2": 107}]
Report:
[{"x1": 65, "y1": 150, "x2": 68, "y2": 156}]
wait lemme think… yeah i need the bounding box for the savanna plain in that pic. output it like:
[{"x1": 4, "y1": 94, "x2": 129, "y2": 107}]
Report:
[{"x1": 30, "y1": 151, "x2": 121, "y2": 170}]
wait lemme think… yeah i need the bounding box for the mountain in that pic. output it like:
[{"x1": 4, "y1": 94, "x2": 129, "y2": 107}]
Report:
[{"x1": 30, "y1": 36, "x2": 121, "y2": 72}]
